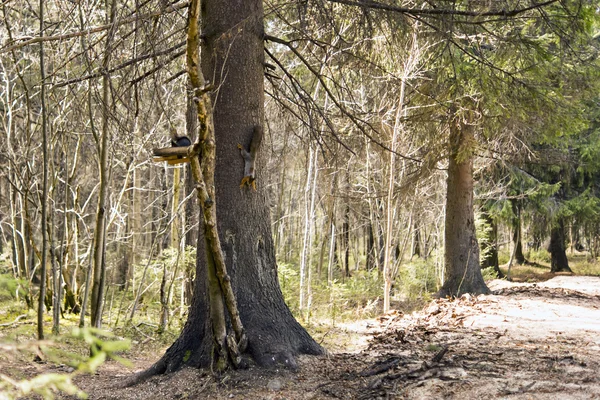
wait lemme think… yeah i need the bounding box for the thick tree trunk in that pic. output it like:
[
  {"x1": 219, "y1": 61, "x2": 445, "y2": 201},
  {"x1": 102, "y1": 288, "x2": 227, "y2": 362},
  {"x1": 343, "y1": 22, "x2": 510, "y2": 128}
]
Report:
[
  {"x1": 549, "y1": 219, "x2": 572, "y2": 273},
  {"x1": 437, "y1": 119, "x2": 490, "y2": 297},
  {"x1": 183, "y1": 163, "x2": 197, "y2": 305},
  {"x1": 130, "y1": 0, "x2": 322, "y2": 382}
]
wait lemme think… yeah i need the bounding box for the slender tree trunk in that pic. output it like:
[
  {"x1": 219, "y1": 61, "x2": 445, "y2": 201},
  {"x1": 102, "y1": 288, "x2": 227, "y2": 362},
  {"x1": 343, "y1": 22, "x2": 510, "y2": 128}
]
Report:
[
  {"x1": 79, "y1": 241, "x2": 93, "y2": 328},
  {"x1": 159, "y1": 166, "x2": 183, "y2": 331},
  {"x1": 327, "y1": 221, "x2": 336, "y2": 286},
  {"x1": 9, "y1": 173, "x2": 26, "y2": 279},
  {"x1": 131, "y1": 167, "x2": 142, "y2": 274},
  {"x1": 383, "y1": 150, "x2": 396, "y2": 312},
  {"x1": 317, "y1": 213, "x2": 327, "y2": 280},
  {"x1": 320, "y1": 177, "x2": 336, "y2": 282},
  {"x1": 171, "y1": 166, "x2": 182, "y2": 248},
  {"x1": 365, "y1": 142, "x2": 384, "y2": 274},
  {"x1": 53, "y1": 142, "x2": 69, "y2": 332},
  {"x1": 50, "y1": 231, "x2": 61, "y2": 333},
  {"x1": 90, "y1": 0, "x2": 116, "y2": 328},
  {"x1": 273, "y1": 135, "x2": 289, "y2": 254},
  {"x1": 23, "y1": 195, "x2": 35, "y2": 284},
  {"x1": 3, "y1": 7, "x2": 30, "y2": 286},
  {"x1": 299, "y1": 146, "x2": 317, "y2": 312},
  {"x1": 0, "y1": 222, "x2": 4, "y2": 260},
  {"x1": 116, "y1": 200, "x2": 131, "y2": 288},
  {"x1": 367, "y1": 222, "x2": 375, "y2": 270},
  {"x1": 411, "y1": 220, "x2": 421, "y2": 259},
  {"x1": 71, "y1": 186, "x2": 81, "y2": 295},
  {"x1": 0, "y1": 180, "x2": 5, "y2": 263},
  {"x1": 37, "y1": 0, "x2": 49, "y2": 340},
  {"x1": 159, "y1": 261, "x2": 169, "y2": 334},
  {"x1": 305, "y1": 150, "x2": 318, "y2": 317},
  {"x1": 437, "y1": 115, "x2": 490, "y2": 297},
  {"x1": 383, "y1": 83, "x2": 406, "y2": 313},
  {"x1": 342, "y1": 175, "x2": 351, "y2": 279}
]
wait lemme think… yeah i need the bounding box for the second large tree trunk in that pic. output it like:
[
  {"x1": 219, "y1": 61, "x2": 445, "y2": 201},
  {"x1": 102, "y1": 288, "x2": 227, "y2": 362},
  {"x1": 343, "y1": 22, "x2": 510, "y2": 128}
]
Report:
[
  {"x1": 549, "y1": 219, "x2": 572, "y2": 273},
  {"x1": 511, "y1": 200, "x2": 526, "y2": 264},
  {"x1": 437, "y1": 117, "x2": 490, "y2": 297}
]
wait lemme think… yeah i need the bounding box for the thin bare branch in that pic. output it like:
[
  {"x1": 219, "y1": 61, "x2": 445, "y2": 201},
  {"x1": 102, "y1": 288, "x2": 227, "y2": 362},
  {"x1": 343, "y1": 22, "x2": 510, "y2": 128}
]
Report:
[
  {"x1": 53, "y1": 41, "x2": 186, "y2": 88},
  {"x1": 265, "y1": 34, "x2": 422, "y2": 163},
  {"x1": 1, "y1": 2, "x2": 189, "y2": 54},
  {"x1": 327, "y1": 0, "x2": 560, "y2": 18}
]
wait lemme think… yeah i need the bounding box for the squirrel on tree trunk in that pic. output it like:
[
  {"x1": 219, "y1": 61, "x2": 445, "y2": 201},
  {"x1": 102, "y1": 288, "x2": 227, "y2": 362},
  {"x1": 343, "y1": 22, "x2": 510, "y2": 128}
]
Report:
[{"x1": 237, "y1": 126, "x2": 263, "y2": 190}]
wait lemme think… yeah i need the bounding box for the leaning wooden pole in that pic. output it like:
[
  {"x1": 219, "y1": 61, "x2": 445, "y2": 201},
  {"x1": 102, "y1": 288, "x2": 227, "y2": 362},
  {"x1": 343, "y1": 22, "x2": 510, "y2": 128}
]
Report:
[{"x1": 185, "y1": 0, "x2": 247, "y2": 370}]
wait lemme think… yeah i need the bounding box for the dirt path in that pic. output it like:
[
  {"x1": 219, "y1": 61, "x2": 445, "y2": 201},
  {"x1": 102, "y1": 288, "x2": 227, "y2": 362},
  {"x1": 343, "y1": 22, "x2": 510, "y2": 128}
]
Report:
[{"x1": 7, "y1": 275, "x2": 600, "y2": 399}]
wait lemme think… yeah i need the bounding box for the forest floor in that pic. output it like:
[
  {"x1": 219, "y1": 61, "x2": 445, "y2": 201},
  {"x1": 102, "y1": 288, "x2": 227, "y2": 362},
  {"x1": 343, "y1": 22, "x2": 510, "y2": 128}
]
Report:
[{"x1": 3, "y1": 274, "x2": 600, "y2": 399}]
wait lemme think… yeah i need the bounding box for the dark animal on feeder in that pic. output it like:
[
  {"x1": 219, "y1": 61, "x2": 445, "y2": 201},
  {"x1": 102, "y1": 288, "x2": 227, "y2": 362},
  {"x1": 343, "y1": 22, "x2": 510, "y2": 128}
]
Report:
[{"x1": 170, "y1": 128, "x2": 191, "y2": 147}]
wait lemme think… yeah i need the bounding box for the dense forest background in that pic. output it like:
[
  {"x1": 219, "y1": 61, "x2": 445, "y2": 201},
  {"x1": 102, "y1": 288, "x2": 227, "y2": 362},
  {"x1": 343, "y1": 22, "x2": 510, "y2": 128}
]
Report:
[{"x1": 1, "y1": 0, "x2": 600, "y2": 366}]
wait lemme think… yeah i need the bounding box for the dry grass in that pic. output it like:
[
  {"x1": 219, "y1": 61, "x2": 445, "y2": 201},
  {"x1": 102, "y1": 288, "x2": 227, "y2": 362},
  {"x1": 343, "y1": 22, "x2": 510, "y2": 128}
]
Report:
[{"x1": 499, "y1": 251, "x2": 600, "y2": 283}]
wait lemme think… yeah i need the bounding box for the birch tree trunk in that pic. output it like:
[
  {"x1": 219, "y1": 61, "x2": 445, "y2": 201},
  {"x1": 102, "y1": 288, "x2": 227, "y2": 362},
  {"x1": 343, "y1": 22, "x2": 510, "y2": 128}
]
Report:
[{"x1": 299, "y1": 146, "x2": 318, "y2": 313}]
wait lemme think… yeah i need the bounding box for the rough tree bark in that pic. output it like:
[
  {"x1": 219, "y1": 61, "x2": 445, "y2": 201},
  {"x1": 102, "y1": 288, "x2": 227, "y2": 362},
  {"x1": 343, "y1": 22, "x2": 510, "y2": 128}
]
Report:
[
  {"x1": 437, "y1": 113, "x2": 490, "y2": 297},
  {"x1": 129, "y1": 0, "x2": 322, "y2": 382},
  {"x1": 480, "y1": 209, "x2": 503, "y2": 279},
  {"x1": 549, "y1": 218, "x2": 572, "y2": 273},
  {"x1": 184, "y1": 90, "x2": 199, "y2": 250},
  {"x1": 511, "y1": 200, "x2": 526, "y2": 264}
]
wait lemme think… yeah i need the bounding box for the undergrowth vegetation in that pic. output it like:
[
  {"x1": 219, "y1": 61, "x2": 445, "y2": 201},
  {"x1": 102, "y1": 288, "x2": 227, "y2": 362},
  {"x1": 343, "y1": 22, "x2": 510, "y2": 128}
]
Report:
[
  {"x1": 278, "y1": 255, "x2": 439, "y2": 324},
  {"x1": 1, "y1": 244, "x2": 600, "y2": 398}
]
